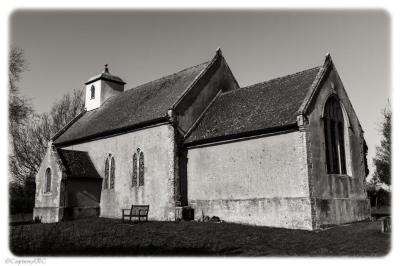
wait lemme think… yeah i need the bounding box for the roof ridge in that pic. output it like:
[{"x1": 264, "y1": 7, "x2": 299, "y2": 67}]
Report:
[
  {"x1": 221, "y1": 65, "x2": 321, "y2": 96},
  {"x1": 130, "y1": 61, "x2": 210, "y2": 91},
  {"x1": 83, "y1": 60, "x2": 211, "y2": 112}
]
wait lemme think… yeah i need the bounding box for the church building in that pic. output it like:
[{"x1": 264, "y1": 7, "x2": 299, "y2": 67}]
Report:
[{"x1": 33, "y1": 49, "x2": 370, "y2": 230}]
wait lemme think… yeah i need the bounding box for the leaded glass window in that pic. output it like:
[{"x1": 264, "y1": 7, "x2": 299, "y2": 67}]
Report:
[
  {"x1": 132, "y1": 153, "x2": 138, "y2": 187},
  {"x1": 139, "y1": 151, "x2": 144, "y2": 186},
  {"x1": 104, "y1": 157, "x2": 109, "y2": 189},
  {"x1": 110, "y1": 157, "x2": 115, "y2": 189},
  {"x1": 45, "y1": 168, "x2": 51, "y2": 193},
  {"x1": 324, "y1": 96, "x2": 347, "y2": 174}
]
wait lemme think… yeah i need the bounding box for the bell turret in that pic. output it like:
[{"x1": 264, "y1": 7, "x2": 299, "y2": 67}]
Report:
[{"x1": 84, "y1": 64, "x2": 126, "y2": 111}]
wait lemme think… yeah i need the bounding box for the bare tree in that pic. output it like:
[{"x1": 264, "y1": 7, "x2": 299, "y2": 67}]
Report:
[
  {"x1": 9, "y1": 88, "x2": 84, "y2": 214},
  {"x1": 50, "y1": 88, "x2": 85, "y2": 134},
  {"x1": 10, "y1": 114, "x2": 51, "y2": 184},
  {"x1": 8, "y1": 46, "x2": 85, "y2": 214},
  {"x1": 10, "y1": 89, "x2": 85, "y2": 182},
  {"x1": 9, "y1": 46, "x2": 33, "y2": 214},
  {"x1": 9, "y1": 47, "x2": 32, "y2": 127},
  {"x1": 9, "y1": 46, "x2": 33, "y2": 193}
]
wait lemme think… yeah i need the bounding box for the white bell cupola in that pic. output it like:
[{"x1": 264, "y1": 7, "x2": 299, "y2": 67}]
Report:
[{"x1": 84, "y1": 64, "x2": 126, "y2": 111}]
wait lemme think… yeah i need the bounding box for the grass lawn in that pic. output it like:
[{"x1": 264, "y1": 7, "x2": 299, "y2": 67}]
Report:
[{"x1": 9, "y1": 218, "x2": 390, "y2": 256}]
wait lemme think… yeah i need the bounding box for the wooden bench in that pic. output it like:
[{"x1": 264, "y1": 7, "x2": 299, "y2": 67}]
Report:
[{"x1": 121, "y1": 205, "x2": 149, "y2": 223}]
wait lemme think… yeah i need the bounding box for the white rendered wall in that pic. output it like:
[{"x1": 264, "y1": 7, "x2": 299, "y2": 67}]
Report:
[
  {"x1": 85, "y1": 80, "x2": 102, "y2": 111},
  {"x1": 85, "y1": 79, "x2": 124, "y2": 111},
  {"x1": 63, "y1": 124, "x2": 177, "y2": 220},
  {"x1": 187, "y1": 131, "x2": 313, "y2": 230}
]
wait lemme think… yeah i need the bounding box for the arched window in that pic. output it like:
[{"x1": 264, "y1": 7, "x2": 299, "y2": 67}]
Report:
[
  {"x1": 324, "y1": 96, "x2": 346, "y2": 174},
  {"x1": 110, "y1": 157, "x2": 115, "y2": 189},
  {"x1": 103, "y1": 155, "x2": 115, "y2": 190},
  {"x1": 44, "y1": 168, "x2": 51, "y2": 193},
  {"x1": 90, "y1": 85, "x2": 95, "y2": 99},
  {"x1": 132, "y1": 153, "x2": 138, "y2": 187},
  {"x1": 132, "y1": 148, "x2": 145, "y2": 187},
  {"x1": 139, "y1": 151, "x2": 144, "y2": 186},
  {"x1": 104, "y1": 157, "x2": 109, "y2": 189}
]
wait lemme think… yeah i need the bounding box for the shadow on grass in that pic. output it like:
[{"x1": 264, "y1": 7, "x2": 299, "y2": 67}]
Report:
[{"x1": 9, "y1": 218, "x2": 391, "y2": 256}]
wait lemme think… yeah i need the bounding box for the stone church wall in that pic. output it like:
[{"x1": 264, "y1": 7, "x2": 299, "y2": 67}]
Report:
[
  {"x1": 305, "y1": 66, "x2": 370, "y2": 228},
  {"x1": 33, "y1": 145, "x2": 66, "y2": 223},
  {"x1": 186, "y1": 131, "x2": 314, "y2": 230},
  {"x1": 63, "y1": 123, "x2": 177, "y2": 221}
]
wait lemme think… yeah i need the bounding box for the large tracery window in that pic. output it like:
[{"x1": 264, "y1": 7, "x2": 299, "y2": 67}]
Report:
[{"x1": 323, "y1": 96, "x2": 347, "y2": 175}]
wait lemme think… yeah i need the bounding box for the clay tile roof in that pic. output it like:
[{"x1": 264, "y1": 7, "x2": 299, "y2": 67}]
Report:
[
  {"x1": 53, "y1": 61, "x2": 209, "y2": 145},
  {"x1": 57, "y1": 149, "x2": 101, "y2": 179},
  {"x1": 185, "y1": 66, "x2": 322, "y2": 144}
]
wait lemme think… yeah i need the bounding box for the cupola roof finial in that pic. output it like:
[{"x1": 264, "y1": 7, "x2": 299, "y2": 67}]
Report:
[
  {"x1": 103, "y1": 64, "x2": 109, "y2": 73},
  {"x1": 86, "y1": 63, "x2": 125, "y2": 85}
]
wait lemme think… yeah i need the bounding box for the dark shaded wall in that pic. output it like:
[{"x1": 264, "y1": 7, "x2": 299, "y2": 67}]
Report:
[
  {"x1": 67, "y1": 179, "x2": 101, "y2": 207},
  {"x1": 175, "y1": 55, "x2": 239, "y2": 134},
  {"x1": 64, "y1": 178, "x2": 102, "y2": 219}
]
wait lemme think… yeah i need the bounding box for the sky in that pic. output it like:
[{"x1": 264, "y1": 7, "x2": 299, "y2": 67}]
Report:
[{"x1": 10, "y1": 10, "x2": 390, "y2": 176}]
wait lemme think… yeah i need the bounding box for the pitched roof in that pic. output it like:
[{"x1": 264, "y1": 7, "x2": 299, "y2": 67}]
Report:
[
  {"x1": 185, "y1": 66, "x2": 322, "y2": 145},
  {"x1": 86, "y1": 71, "x2": 126, "y2": 85},
  {"x1": 57, "y1": 149, "x2": 101, "y2": 179},
  {"x1": 86, "y1": 64, "x2": 126, "y2": 85},
  {"x1": 53, "y1": 61, "x2": 210, "y2": 145}
]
